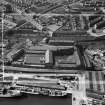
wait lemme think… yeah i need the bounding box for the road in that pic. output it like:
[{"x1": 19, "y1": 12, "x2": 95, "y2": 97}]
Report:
[
  {"x1": 71, "y1": 74, "x2": 87, "y2": 105},
  {"x1": 1, "y1": 0, "x2": 43, "y2": 31},
  {"x1": 21, "y1": 14, "x2": 43, "y2": 30},
  {"x1": 0, "y1": 65, "x2": 83, "y2": 74},
  {"x1": 87, "y1": 28, "x2": 105, "y2": 37}
]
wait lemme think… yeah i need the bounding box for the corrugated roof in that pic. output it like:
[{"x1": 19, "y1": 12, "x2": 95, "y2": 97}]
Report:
[{"x1": 85, "y1": 71, "x2": 105, "y2": 95}]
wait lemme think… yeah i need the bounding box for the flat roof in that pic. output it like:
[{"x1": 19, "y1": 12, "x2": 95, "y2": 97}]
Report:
[
  {"x1": 24, "y1": 54, "x2": 45, "y2": 65},
  {"x1": 54, "y1": 50, "x2": 81, "y2": 68}
]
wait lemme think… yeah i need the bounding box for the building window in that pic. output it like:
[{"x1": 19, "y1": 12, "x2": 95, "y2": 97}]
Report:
[{"x1": 40, "y1": 57, "x2": 45, "y2": 64}]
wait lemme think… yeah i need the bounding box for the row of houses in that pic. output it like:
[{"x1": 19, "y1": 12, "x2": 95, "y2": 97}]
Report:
[
  {"x1": 50, "y1": 15, "x2": 89, "y2": 42},
  {"x1": 89, "y1": 14, "x2": 105, "y2": 29}
]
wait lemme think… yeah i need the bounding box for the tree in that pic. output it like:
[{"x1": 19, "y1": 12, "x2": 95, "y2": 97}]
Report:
[
  {"x1": 5, "y1": 29, "x2": 14, "y2": 37},
  {"x1": 5, "y1": 4, "x2": 13, "y2": 13}
]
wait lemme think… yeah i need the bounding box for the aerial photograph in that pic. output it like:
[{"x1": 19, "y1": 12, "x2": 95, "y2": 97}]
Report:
[{"x1": 0, "y1": 0, "x2": 105, "y2": 105}]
